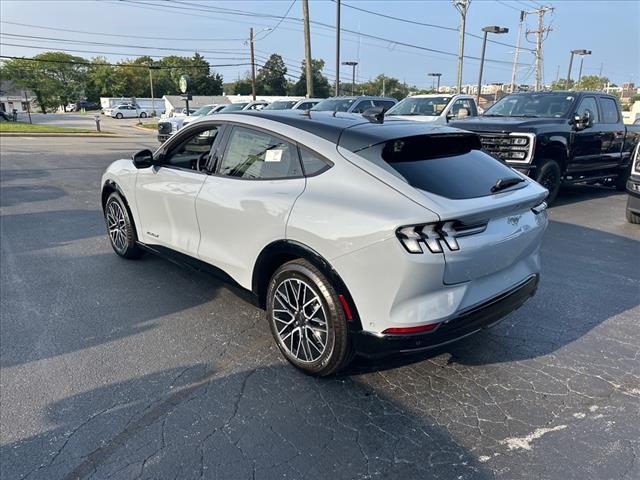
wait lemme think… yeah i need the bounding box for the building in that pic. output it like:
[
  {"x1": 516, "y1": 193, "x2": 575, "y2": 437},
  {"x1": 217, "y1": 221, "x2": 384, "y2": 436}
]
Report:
[{"x1": 0, "y1": 81, "x2": 34, "y2": 113}]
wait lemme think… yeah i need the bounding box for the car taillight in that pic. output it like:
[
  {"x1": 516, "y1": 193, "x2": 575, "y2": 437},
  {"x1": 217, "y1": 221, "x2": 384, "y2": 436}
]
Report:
[{"x1": 396, "y1": 221, "x2": 486, "y2": 254}]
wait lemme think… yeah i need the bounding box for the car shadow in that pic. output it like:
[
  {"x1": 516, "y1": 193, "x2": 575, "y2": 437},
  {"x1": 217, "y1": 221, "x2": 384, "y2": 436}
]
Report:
[
  {"x1": 0, "y1": 364, "x2": 495, "y2": 480},
  {"x1": 553, "y1": 184, "x2": 622, "y2": 208},
  {"x1": 346, "y1": 219, "x2": 640, "y2": 374}
]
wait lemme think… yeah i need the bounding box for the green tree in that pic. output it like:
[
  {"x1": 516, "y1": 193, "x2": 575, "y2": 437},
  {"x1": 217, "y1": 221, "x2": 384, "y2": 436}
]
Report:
[
  {"x1": 292, "y1": 59, "x2": 331, "y2": 98},
  {"x1": 0, "y1": 52, "x2": 87, "y2": 112},
  {"x1": 576, "y1": 75, "x2": 609, "y2": 91},
  {"x1": 360, "y1": 75, "x2": 411, "y2": 100},
  {"x1": 256, "y1": 54, "x2": 288, "y2": 95},
  {"x1": 228, "y1": 77, "x2": 253, "y2": 95}
]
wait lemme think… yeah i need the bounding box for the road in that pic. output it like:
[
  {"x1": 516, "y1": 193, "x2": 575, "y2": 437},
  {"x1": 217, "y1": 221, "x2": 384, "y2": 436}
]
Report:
[
  {"x1": 21, "y1": 112, "x2": 157, "y2": 137},
  {"x1": 1, "y1": 134, "x2": 639, "y2": 480}
]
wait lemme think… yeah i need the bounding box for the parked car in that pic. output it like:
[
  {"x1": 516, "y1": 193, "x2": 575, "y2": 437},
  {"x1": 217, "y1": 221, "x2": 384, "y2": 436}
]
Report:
[
  {"x1": 292, "y1": 98, "x2": 323, "y2": 110},
  {"x1": 158, "y1": 104, "x2": 226, "y2": 142},
  {"x1": 263, "y1": 100, "x2": 300, "y2": 110},
  {"x1": 451, "y1": 91, "x2": 640, "y2": 203},
  {"x1": 66, "y1": 101, "x2": 101, "y2": 112},
  {"x1": 101, "y1": 110, "x2": 548, "y2": 375},
  {"x1": 626, "y1": 142, "x2": 640, "y2": 223},
  {"x1": 0, "y1": 110, "x2": 13, "y2": 122},
  {"x1": 104, "y1": 103, "x2": 134, "y2": 116},
  {"x1": 217, "y1": 100, "x2": 270, "y2": 113},
  {"x1": 311, "y1": 96, "x2": 397, "y2": 114},
  {"x1": 109, "y1": 104, "x2": 150, "y2": 119},
  {"x1": 385, "y1": 94, "x2": 478, "y2": 124}
]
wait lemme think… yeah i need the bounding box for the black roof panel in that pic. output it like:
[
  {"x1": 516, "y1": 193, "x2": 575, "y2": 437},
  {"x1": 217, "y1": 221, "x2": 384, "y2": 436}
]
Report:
[{"x1": 240, "y1": 110, "x2": 471, "y2": 151}]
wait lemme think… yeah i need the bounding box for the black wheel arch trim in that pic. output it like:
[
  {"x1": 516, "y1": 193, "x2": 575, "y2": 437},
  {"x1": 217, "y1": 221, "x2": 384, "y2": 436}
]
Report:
[
  {"x1": 252, "y1": 239, "x2": 363, "y2": 331},
  {"x1": 101, "y1": 180, "x2": 140, "y2": 240}
]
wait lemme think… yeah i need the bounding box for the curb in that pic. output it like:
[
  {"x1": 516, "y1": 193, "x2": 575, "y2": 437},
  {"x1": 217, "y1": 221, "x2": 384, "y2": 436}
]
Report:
[
  {"x1": 131, "y1": 124, "x2": 158, "y2": 134},
  {"x1": 0, "y1": 132, "x2": 124, "y2": 138}
]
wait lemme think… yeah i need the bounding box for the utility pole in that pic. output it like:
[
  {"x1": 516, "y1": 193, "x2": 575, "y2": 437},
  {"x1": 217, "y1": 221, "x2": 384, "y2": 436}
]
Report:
[
  {"x1": 302, "y1": 0, "x2": 313, "y2": 97},
  {"x1": 453, "y1": 0, "x2": 470, "y2": 93},
  {"x1": 510, "y1": 10, "x2": 526, "y2": 93},
  {"x1": 249, "y1": 28, "x2": 256, "y2": 100},
  {"x1": 148, "y1": 65, "x2": 157, "y2": 117},
  {"x1": 24, "y1": 91, "x2": 32, "y2": 124},
  {"x1": 335, "y1": 0, "x2": 340, "y2": 96},
  {"x1": 526, "y1": 5, "x2": 553, "y2": 91}
]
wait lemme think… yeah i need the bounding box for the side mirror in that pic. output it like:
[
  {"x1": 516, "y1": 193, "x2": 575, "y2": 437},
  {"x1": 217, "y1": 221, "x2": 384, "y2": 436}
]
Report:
[
  {"x1": 132, "y1": 149, "x2": 155, "y2": 168},
  {"x1": 574, "y1": 109, "x2": 593, "y2": 130}
]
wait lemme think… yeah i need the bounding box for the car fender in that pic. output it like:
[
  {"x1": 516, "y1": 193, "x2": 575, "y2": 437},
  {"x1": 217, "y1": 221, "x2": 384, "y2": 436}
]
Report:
[{"x1": 101, "y1": 160, "x2": 142, "y2": 232}]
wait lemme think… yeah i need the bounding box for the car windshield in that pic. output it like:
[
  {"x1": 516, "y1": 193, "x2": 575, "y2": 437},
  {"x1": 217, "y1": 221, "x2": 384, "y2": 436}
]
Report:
[
  {"x1": 192, "y1": 106, "x2": 215, "y2": 116},
  {"x1": 485, "y1": 93, "x2": 576, "y2": 117},
  {"x1": 219, "y1": 103, "x2": 248, "y2": 112},
  {"x1": 386, "y1": 97, "x2": 452, "y2": 116},
  {"x1": 311, "y1": 98, "x2": 356, "y2": 112},
  {"x1": 264, "y1": 101, "x2": 298, "y2": 110}
]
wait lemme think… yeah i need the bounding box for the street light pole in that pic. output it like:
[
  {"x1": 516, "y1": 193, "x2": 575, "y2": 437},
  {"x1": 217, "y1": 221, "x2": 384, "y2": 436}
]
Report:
[
  {"x1": 429, "y1": 73, "x2": 442, "y2": 92},
  {"x1": 477, "y1": 26, "x2": 509, "y2": 105},
  {"x1": 566, "y1": 49, "x2": 591, "y2": 89},
  {"x1": 250, "y1": 28, "x2": 256, "y2": 100},
  {"x1": 148, "y1": 66, "x2": 157, "y2": 117},
  {"x1": 342, "y1": 61, "x2": 358, "y2": 95}
]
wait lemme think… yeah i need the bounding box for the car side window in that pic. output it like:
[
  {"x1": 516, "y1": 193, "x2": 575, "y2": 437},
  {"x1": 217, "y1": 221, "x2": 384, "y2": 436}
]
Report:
[
  {"x1": 372, "y1": 100, "x2": 396, "y2": 112},
  {"x1": 299, "y1": 147, "x2": 331, "y2": 176},
  {"x1": 576, "y1": 97, "x2": 599, "y2": 123},
  {"x1": 450, "y1": 99, "x2": 476, "y2": 118},
  {"x1": 599, "y1": 97, "x2": 620, "y2": 124},
  {"x1": 219, "y1": 127, "x2": 302, "y2": 179},
  {"x1": 351, "y1": 100, "x2": 373, "y2": 113},
  {"x1": 163, "y1": 126, "x2": 219, "y2": 170}
]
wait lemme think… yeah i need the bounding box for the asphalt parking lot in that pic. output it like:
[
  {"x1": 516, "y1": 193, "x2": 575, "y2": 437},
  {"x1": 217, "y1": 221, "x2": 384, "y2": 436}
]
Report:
[{"x1": 1, "y1": 134, "x2": 639, "y2": 480}]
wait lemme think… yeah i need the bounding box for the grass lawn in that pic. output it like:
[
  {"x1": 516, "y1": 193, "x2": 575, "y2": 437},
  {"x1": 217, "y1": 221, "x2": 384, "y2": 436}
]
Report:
[
  {"x1": 139, "y1": 122, "x2": 158, "y2": 130},
  {"x1": 0, "y1": 121, "x2": 105, "y2": 134}
]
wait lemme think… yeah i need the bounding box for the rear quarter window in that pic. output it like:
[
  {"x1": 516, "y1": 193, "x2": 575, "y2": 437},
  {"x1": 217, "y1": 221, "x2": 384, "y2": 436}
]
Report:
[{"x1": 353, "y1": 134, "x2": 524, "y2": 199}]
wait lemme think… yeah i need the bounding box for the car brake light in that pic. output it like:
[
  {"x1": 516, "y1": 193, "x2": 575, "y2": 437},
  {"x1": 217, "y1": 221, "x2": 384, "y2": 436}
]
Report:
[
  {"x1": 396, "y1": 221, "x2": 486, "y2": 254},
  {"x1": 382, "y1": 323, "x2": 440, "y2": 334}
]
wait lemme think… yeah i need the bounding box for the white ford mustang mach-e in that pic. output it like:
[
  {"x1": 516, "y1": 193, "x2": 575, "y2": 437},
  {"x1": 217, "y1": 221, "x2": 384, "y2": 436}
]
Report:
[{"x1": 101, "y1": 110, "x2": 548, "y2": 375}]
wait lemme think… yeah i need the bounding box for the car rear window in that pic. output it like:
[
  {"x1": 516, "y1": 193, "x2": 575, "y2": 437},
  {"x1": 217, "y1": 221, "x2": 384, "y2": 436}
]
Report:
[{"x1": 353, "y1": 134, "x2": 525, "y2": 199}]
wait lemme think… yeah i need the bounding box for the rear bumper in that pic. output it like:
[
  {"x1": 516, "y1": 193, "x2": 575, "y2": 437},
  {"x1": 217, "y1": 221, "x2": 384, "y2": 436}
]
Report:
[{"x1": 352, "y1": 274, "x2": 539, "y2": 358}]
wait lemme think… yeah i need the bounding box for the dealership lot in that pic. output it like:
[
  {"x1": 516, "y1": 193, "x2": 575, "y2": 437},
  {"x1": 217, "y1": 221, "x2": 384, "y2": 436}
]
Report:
[{"x1": 1, "y1": 135, "x2": 639, "y2": 479}]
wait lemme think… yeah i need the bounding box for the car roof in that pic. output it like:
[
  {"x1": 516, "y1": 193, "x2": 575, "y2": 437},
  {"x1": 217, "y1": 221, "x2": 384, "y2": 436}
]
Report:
[
  {"x1": 321, "y1": 96, "x2": 397, "y2": 101},
  {"x1": 407, "y1": 94, "x2": 455, "y2": 99},
  {"x1": 238, "y1": 110, "x2": 463, "y2": 151}
]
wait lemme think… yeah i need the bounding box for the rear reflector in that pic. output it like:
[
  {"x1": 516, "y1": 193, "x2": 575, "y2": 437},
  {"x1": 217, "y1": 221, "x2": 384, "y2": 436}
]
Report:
[
  {"x1": 382, "y1": 323, "x2": 440, "y2": 334},
  {"x1": 338, "y1": 294, "x2": 353, "y2": 321}
]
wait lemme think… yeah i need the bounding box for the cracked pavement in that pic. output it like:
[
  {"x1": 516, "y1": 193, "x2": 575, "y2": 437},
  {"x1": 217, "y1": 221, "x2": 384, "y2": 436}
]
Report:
[{"x1": 1, "y1": 136, "x2": 639, "y2": 480}]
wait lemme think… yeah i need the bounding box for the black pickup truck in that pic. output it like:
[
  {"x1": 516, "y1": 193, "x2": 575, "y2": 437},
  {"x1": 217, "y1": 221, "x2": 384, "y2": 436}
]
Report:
[{"x1": 451, "y1": 91, "x2": 640, "y2": 203}]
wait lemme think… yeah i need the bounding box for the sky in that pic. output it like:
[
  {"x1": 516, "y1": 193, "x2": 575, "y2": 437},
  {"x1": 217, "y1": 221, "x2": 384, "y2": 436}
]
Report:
[{"x1": 0, "y1": 0, "x2": 638, "y2": 90}]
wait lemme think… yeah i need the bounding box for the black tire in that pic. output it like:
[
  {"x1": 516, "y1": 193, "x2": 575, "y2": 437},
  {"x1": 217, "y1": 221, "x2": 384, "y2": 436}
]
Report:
[
  {"x1": 535, "y1": 160, "x2": 562, "y2": 205},
  {"x1": 614, "y1": 163, "x2": 631, "y2": 191},
  {"x1": 115, "y1": 113, "x2": 123, "y2": 119},
  {"x1": 104, "y1": 192, "x2": 144, "y2": 259},
  {"x1": 626, "y1": 197, "x2": 640, "y2": 224},
  {"x1": 140, "y1": 112, "x2": 147, "y2": 118},
  {"x1": 266, "y1": 259, "x2": 352, "y2": 376}
]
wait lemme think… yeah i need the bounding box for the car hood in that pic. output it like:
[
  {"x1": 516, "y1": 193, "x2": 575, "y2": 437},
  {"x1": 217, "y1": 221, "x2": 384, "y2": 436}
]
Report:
[{"x1": 450, "y1": 116, "x2": 567, "y2": 132}]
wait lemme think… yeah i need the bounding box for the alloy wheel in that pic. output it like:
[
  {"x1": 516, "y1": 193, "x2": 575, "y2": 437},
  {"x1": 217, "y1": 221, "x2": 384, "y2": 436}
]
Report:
[
  {"x1": 272, "y1": 278, "x2": 328, "y2": 363},
  {"x1": 106, "y1": 200, "x2": 127, "y2": 252}
]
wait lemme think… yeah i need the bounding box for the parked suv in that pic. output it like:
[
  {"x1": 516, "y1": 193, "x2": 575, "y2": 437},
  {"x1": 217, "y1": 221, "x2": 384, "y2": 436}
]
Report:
[
  {"x1": 311, "y1": 96, "x2": 397, "y2": 114},
  {"x1": 101, "y1": 111, "x2": 548, "y2": 375},
  {"x1": 451, "y1": 91, "x2": 640, "y2": 203},
  {"x1": 386, "y1": 94, "x2": 478, "y2": 124},
  {"x1": 626, "y1": 143, "x2": 640, "y2": 223}
]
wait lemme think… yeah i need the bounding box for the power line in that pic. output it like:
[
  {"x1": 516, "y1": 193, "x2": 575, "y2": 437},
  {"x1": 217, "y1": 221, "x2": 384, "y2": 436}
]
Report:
[
  {"x1": 255, "y1": 0, "x2": 297, "y2": 41},
  {"x1": 0, "y1": 20, "x2": 245, "y2": 42},
  {"x1": 0, "y1": 54, "x2": 251, "y2": 69},
  {"x1": 335, "y1": 0, "x2": 535, "y2": 52},
  {"x1": 0, "y1": 32, "x2": 245, "y2": 55},
  {"x1": 0, "y1": 42, "x2": 248, "y2": 62}
]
